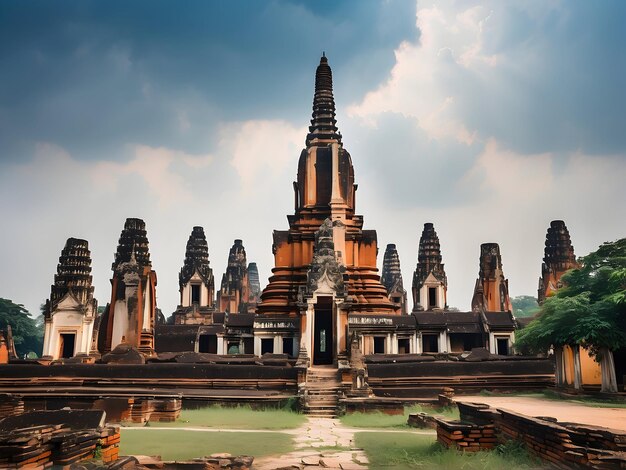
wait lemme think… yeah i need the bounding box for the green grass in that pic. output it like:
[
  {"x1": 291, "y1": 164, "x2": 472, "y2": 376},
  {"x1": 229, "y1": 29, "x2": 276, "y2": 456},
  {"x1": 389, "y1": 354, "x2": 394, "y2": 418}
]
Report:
[
  {"x1": 128, "y1": 405, "x2": 306, "y2": 430},
  {"x1": 120, "y1": 429, "x2": 293, "y2": 460},
  {"x1": 339, "y1": 404, "x2": 459, "y2": 428},
  {"x1": 354, "y1": 432, "x2": 547, "y2": 469}
]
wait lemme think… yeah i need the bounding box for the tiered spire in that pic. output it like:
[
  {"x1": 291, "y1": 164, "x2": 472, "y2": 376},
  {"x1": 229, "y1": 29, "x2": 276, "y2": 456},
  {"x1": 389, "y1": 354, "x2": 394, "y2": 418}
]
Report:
[
  {"x1": 112, "y1": 218, "x2": 151, "y2": 270},
  {"x1": 306, "y1": 54, "x2": 341, "y2": 146},
  {"x1": 412, "y1": 223, "x2": 447, "y2": 309},
  {"x1": 471, "y1": 242, "x2": 512, "y2": 312},
  {"x1": 382, "y1": 244, "x2": 404, "y2": 294},
  {"x1": 218, "y1": 240, "x2": 249, "y2": 313},
  {"x1": 179, "y1": 226, "x2": 213, "y2": 289},
  {"x1": 45, "y1": 238, "x2": 95, "y2": 318},
  {"x1": 247, "y1": 262, "x2": 261, "y2": 304},
  {"x1": 382, "y1": 244, "x2": 407, "y2": 314},
  {"x1": 538, "y1": 220, "x2": 577, "y2": 304},
  {"x1": 478, "y1": 243, "x2": 503, "y2": 280}
]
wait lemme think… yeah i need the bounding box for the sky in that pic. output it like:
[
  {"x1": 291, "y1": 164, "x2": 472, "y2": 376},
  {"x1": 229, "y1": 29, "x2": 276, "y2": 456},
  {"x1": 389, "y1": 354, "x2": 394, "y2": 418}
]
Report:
[{"x1": 1, "y1": 0, "x2": 625, "y2": 318}]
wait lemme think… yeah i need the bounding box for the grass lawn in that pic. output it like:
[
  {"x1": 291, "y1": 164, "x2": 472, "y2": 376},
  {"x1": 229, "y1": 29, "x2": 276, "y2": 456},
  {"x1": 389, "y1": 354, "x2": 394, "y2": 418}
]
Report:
[
  {"x1": 129, "y1": 405, "x2": 306, "y2": 430},
  {"x1": 339, "y1": 404, "x2": 459, "y2": 428},
  {"x1": 120, "y1": 429, "x2": 293, "y2": 460},
  {"x1": 354, "y1": 432, "x2": 548, "y2": 469}
]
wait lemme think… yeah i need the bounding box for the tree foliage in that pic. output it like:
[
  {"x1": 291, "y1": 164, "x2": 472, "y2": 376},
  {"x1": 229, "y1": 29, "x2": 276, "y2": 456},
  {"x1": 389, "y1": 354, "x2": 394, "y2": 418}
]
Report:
[
  {"x1": 516, "y1": 238, "x2": 626, "y2": 357},
  {"x1": 511, "y1": 295, "x2": 539, "y2": 318},
  {"x1": 0, "y1": 298, "x2": 43, "y2": 358}
]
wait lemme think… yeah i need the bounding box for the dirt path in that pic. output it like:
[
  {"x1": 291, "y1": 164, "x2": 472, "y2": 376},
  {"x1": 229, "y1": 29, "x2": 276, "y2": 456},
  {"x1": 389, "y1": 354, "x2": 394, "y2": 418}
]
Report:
[
  {"x1": 458, "y1": 395, "x2": 626, "y2": 431},
  {"x1": 253, "y1": 417, "x2": 434, "y2": 470},
  {"x1": 123, "y1": 418, "x2": 435, "y2": 469}
]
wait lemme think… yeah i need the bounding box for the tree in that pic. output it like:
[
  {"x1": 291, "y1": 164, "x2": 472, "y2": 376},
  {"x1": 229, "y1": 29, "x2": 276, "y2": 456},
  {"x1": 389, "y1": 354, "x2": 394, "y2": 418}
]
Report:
[
  {"x1": 0, "y1": 298, "x2": 43, "y2": 358},
  {"x1": 511, "y1": 295, "x2": 539, "y2": 318},
  {"x1": 515, "y1": 238, "x2": 626, "y2": 392}
]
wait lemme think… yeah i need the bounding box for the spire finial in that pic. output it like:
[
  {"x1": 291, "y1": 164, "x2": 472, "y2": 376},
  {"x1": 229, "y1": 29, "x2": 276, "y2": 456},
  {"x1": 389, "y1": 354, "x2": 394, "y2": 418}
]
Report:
[{"x1": 307, "y1": 54, "x2": 340, "y2": 146}]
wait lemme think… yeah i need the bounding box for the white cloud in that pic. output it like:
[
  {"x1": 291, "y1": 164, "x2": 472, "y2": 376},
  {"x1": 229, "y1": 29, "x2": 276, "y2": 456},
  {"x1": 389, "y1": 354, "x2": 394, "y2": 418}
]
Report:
[
  {"x1": 364, "y1": 138, "x2": 626, "y2": 311},
  {"x1": 225, "y1": 120, "x2": 306, "y2": 193},
  {"x1": 347, "y1": 2, "x2": 493, "y2": 144}
]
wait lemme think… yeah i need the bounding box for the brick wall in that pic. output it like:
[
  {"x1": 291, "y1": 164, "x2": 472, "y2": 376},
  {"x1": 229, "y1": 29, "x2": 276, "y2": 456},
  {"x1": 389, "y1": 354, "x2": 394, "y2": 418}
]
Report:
[{"x1": 445, "y1": 401, "x2": 626, "y2": 469}]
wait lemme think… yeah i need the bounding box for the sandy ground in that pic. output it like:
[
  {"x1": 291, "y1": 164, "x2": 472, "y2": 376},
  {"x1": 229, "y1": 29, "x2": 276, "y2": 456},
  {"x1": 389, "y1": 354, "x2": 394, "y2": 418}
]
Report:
[{"x1": 458, "y1": 395, "x2": 626, "y2": 431}]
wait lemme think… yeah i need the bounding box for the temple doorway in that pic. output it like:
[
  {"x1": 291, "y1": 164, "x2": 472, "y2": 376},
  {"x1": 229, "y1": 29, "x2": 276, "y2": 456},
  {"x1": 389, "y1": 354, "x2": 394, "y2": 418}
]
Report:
[
  {"x1": 313, "y1": 296, "x2": 333, "y2": 365},
  {"x1": 59, "y1": 333, "x2": 75, "y2": 358}
]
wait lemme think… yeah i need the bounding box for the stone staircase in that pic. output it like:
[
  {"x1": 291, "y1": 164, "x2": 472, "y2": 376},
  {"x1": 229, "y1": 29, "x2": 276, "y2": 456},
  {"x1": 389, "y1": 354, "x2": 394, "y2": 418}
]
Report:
[{"x1": 302, "y1": 368, "x2": 341, "y2": 418}]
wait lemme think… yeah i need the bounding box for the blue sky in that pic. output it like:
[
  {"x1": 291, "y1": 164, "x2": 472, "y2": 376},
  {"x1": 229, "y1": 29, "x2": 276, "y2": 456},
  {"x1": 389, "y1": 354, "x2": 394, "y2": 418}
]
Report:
[{"x1": 1, "y1": 0, "x2": 625, "y2": 317}]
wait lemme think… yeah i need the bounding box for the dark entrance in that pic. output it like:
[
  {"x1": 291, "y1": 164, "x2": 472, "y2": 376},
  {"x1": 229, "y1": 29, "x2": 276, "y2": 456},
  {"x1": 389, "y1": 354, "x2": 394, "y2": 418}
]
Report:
[
  {"x1": 313, "y1": 296, "x2": 333, "y2": 365},
  {"x1": 60, "y1": 333, "x2": 75, "y2": 358},
  {"x1": 496, "y1": 337, "x2": 509, "y2": 356},
  {"x1": 198, "y1": 334, "x2": 217, "y2": 353}
]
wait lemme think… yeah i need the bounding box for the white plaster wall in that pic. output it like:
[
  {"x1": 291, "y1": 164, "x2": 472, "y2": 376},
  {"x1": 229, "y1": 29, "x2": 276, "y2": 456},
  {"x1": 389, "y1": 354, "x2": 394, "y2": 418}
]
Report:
[
  {"x1": 181, "y1": 271, "x2": 211, "y2": 307},
  {"x1": 111, "y1": 300, "x2": 129, "y2": 349},
  {"x1": 142, "y1": 281, "x2": 151, "y2": 331},
  {"x1": 43, "y1": 309, "x2": 94, "y2": 358},
  {"x1": 419, "y1": 284, "x2": 445, "y2": 310}
]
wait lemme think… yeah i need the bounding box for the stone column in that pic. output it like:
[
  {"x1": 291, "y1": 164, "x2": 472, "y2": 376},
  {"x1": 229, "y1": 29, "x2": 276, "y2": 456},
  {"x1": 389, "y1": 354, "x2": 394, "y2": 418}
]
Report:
[
  {"x1": 306, "y1": 300, "x2": 314, "y2": 363},
  {"x1": 439, "y1": 331, "x2": 447, "y2": 353}
]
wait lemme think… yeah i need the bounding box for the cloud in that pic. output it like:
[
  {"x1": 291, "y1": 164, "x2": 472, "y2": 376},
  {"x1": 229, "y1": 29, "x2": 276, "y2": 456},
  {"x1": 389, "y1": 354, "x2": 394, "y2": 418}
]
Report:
[
  {"x1": 93, "y1": 145, "x2": 213, "y2": 208},
  {"x1": 0, "y1": 119, "x2": 306, "y2": 320},
  {"x1": 366, "y1": 138, "x2": 626, "y2": 311},
  {"x1": 226, "y1": 120, "x2": 306, "y2": 193},
  {"x1": 347, "y1": 0, "x2": 626, "y2": 155}
]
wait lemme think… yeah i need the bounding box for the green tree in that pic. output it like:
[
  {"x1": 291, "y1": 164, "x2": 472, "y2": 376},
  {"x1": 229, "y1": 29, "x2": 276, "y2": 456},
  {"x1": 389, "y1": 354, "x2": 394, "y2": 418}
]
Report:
[
  {"x1": 515, "y1": 238, "x2": 626, "y2": 392},
  {"x1": 511, "y1": 295, "x2": 539, "y2": 318},
  {"x1": 0, "y1": 298, "x2": 43, "y2": 358}
]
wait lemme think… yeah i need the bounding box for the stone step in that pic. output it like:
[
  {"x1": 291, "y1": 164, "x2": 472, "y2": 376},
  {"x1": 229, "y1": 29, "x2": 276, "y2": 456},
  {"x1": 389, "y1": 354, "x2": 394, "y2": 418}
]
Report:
[{"x1": 307, "y1": 391, "x2": 340, "y2": 396}]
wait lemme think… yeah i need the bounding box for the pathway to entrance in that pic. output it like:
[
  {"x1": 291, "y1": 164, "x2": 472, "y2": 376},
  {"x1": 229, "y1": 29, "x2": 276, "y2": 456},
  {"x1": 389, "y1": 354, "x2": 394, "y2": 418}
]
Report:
[
  {"x1": 253, "y1": 417, "x2": 433, "y2": 470},
  {"x1": 458, "y1": 395, "x2": 626, "y2": 431}
]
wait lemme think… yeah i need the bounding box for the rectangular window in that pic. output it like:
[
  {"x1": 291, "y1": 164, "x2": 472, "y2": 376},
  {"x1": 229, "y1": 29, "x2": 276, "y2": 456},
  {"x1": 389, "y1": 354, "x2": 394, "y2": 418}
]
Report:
[
  {"x1": 374, "y1": 337, "x2": 385, "y2": 354},
  {"x1": 428, "y1": 287, "x2": 437, "y2": 309},
  {"x1": 398, "y1": 338, "x2": 410, "y2": 354},
  {"x1": 227, "y1": 342, "x2": 240, "y2": 354},
  {"x1": 422, "y1": 334, "x2": 439, "y2": 353},
  {"x1": 191, "y1": 284, "x2": 201, "y2": 304},
  {"x1": 261, "y1": 338, "x2": 274, "y2": 355},
  {"x1": 282, "y1": 337, "x2": 294, "y2": 357}
]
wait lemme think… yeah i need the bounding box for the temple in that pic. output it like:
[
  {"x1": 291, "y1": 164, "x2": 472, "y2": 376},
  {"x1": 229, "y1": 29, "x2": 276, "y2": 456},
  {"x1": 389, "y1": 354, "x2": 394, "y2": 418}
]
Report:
[
  {"x1": 412, "y1": 223, "x2": 447, "y2": 312},
  {"x1": 217, "y1": 239, "x2": 251, "y2": 314},
  {"x1": 8, "y1": 54, "x2": 605, "y2": 431},
  {"x1": 172, "y1": 226, "x2": 215, "y2": 325},
  {"x1": 381, "y1": 244, "x2": 408, "y2": 314},
  {"x1": 256, "y1": 55, "x2": 400, "y2": 367},
  {"x1": 42, "y1": 238, "x2": 97, "y2": 359},
  {"x1": 538, "y1": 220, "x2": 578, "y2": 304},
  {"x1": 97, "y1": 218, "x2": 157, "y2": 355},
  {"x1": 471, "y1": 243, "x2": 512, "y2": 312}
]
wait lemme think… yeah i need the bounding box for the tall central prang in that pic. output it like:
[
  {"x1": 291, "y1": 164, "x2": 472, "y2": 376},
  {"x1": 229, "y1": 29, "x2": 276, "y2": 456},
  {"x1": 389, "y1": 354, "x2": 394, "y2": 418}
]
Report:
[{"x1": 256, "y1": 55, "x2": 399, "y2": 368}]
